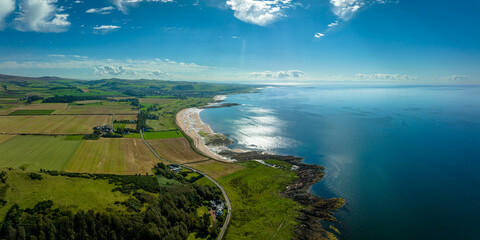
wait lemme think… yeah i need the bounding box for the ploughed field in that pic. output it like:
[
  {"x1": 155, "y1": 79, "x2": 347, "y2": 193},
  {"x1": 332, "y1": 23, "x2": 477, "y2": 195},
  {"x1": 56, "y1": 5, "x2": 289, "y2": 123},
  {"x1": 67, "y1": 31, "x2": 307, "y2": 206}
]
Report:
[{"x1": 0, "y1": 115, "x2": 112, "y2": 134}]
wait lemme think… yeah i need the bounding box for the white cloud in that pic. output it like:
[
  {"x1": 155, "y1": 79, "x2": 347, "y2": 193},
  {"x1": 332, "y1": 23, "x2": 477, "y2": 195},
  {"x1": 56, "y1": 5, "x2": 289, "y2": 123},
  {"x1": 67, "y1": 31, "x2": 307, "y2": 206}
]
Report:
[
  {"x1": 14, "y1": 0, "x2": 71, "y2": 33},
  {"x1": 0, "y1": 0, "x2": 15, "y2": 30},
  {"x1": 328, "y1": 21, "x2": 338, "y2": 27},
  {"x1": 314, "y1": 32, "x2": 324, "y2": 39},
  {"x1": 330, "y1": 0, "x2": 364, "y2": 20},
  {"x1": 94, "y1": 65, "x2": 169, "y2": 78},
  {"x1": 112, "y1": 0, "x2": 173, "y2": 14},
  {"x1": 86, "y1": 6, "x2": 114, "y2": 14},
  {"x1": 0, "y1": 57, "x2": 212, "y2": 80},
  {"x1": 93, "y1": 25, "x2": 121, "y2": 30},
  {"x1": 356, "y1": 73, "x2": 418, "y2": 81},
  {"x1": 226, "y1": 0, "x2": 296, "y2": 26},
  {"x1": 250, "y1": 70, "x2": 304, "y2": 79},
  {"x1": 329, "y1": 0, "x2": 394, "y2": 21}
]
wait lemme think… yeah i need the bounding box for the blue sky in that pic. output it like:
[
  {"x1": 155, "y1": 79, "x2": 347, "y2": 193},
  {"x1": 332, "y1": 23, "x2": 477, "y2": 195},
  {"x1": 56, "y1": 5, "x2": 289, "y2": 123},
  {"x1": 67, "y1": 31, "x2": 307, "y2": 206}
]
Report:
[{"x1": 0, "y1": 0, "x2": 479, "y2": 83}]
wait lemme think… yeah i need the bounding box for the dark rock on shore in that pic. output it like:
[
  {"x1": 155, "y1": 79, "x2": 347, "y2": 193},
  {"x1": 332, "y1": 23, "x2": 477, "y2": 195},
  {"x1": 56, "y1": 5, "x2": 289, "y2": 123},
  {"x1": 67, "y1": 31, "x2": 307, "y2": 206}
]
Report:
[
  {"x1": 219, "y1": 150, "x2": 345, "y2": 240},
  {"x1": 199, "y1": 103, "x2": 240, "y2": 109}
]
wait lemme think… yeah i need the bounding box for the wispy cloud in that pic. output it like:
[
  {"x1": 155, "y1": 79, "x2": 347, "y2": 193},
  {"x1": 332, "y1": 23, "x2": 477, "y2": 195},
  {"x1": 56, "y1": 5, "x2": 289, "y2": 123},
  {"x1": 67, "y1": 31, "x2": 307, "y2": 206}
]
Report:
[
  {"x1": 86, "y1": 6, "x2": 115, "y2": 15},
  {"x1": 435, "y1": 75, "x2": 471, "y2": 81},
  {"x1": 356, "y1": 73, "x2": 418, "y2": 81},
  {"x1": 226, "y1": 0, "x2": 297, "y2": 26},
  {"x1": 112, "y1": 0, "x2": 173, "y2": 14},
  {"x1": 250, "y1": 70, "x2": 304, "y2": 79},
  {"x1": 13, "y1": 0, "x2": 71, "y2": 33},
  {"x1": 316, "y1": 1, "x2": 393, "y2": 39},
  {"x1": 328, "y1": 21, "x2": 339, "y2": 27},
  {"x1": 93, "y1": 25, "x2": 121, "y2": 30},
  {"x1": 0, "y1": 0, "x2": 15, "y2": 30},
  {"x1": 314, "y1": 32, "x2": 325, "y2": 39}
]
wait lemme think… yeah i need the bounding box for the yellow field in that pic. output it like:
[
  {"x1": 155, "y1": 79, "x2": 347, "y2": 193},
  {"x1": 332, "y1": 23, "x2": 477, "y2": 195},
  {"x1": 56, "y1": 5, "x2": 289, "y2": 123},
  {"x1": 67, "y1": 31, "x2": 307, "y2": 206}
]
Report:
[
  {"x1": 66, "y1": 138, "x2": 162, "y2": 175},
  {"x1": 58, "y1": 102, "x2": 138, "y2": 114},
  {"x1": 73, "y1": 100, "x2": 103, "y2": 104},
  {"x1": 186, "y1": 160, "x2": 245, "y2": 179},
  {"x1": 148, "y1": 138, "x2": 209, "y2": 164},
  {"x1": 12, "y1": 103, "x2": 68, "y2": 113},
  {"x1": 0, "y1": 115, "x2": 111, "y2": 134},
  {"x1": 139, "y1": 98, "x2": 176, "y2": 105}
]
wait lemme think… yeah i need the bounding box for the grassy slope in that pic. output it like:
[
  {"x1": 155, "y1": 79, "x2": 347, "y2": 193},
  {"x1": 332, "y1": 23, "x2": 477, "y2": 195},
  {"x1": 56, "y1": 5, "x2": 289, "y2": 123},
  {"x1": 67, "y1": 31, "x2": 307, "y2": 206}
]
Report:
[
  {"x1": 218, "y1": 161, "x2": 301, "y2": 240},
  {"x1": 187, "y1": 160, "x2": 245, "y2": 179},
  {"x1": 0, "y1": 135, "x2": 82, "y2": 171},
  {"x1": 147, "y1": 98, "x2": 211, "y2": 131},
  {"x1": 0, "y1": 170, "x2": 128, "y2": 220}
]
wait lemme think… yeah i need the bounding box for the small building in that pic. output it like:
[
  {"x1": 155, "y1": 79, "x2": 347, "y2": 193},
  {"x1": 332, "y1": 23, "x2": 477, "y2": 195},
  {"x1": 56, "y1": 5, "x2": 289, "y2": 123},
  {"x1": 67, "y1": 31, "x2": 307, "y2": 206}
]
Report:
[{"x1": 168, "y1": 164, "x2": 182, "y2": 173}]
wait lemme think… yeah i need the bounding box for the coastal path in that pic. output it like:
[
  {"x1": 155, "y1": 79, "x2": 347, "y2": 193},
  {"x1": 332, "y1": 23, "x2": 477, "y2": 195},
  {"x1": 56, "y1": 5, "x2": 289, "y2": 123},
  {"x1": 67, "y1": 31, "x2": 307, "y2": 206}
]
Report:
[{"x1": 140, "y1": 130, "x2": 232, "y2": 240}]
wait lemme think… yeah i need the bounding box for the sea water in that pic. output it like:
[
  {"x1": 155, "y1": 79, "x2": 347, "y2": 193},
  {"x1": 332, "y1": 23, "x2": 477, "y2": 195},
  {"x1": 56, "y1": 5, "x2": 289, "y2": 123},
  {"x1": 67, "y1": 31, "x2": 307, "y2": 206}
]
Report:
[{"x1": 200, "y1": 85, "x2": 480, "y2": 240}]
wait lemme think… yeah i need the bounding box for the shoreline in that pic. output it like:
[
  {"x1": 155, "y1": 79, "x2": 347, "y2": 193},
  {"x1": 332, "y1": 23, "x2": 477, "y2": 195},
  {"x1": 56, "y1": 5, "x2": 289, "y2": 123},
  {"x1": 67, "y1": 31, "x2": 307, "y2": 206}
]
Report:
[
  {"x1": 177, "y1": 94, "x2": 344, "y2": 239},
  {"x1": 175, "y1": 107, "x2": 232, "y2": 162}
]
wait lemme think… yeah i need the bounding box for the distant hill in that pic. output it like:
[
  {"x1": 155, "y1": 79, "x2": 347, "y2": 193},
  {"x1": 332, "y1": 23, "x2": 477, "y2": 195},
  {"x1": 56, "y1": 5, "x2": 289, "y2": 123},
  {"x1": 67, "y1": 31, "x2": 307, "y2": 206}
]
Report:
[{"x1": 0, "y1": 74, "x2": 73, "y2": 82}]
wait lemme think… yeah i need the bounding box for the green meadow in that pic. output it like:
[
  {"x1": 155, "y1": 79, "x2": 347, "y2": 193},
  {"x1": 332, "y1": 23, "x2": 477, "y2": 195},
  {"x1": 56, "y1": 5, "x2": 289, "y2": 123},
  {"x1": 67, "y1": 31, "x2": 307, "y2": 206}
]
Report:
[
  {"x1": 0, "y1": 135, "x2": 82, "y2": 171},
  {"x1": 218, "y1": 161, "x2": 301, "y2": 240},
  {"x1": 0, "y1": 170, "x2": 128, "y2": 220},
  {"x1": 124, "y1": 130, "x2": 183, "y2": 139}
]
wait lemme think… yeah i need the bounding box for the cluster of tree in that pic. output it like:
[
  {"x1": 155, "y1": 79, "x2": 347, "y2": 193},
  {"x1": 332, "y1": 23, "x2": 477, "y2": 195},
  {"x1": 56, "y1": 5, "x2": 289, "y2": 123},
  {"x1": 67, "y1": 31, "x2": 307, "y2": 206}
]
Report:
[
  {"x1": 0, "y1": 166, "x2": 225, "y2": 240},
  {"x1": 28, "y1": 173, "x2": 43, "y2": 180},
  {"x1": 0, "y1": 171, "x2": 6, "y2": 183},
  {"x1": 24, "y1": 95, "x2": 43, "y2": 104},
  {"x1": 115, "y1": 98, "x2": 140, "y2": 107},
  {"x1": 82, "y1": 130, "x2": 101, "y2": 140},
  {"x1": 136, "y1": 111, "x2": 149, "y2": 131},
  {"x1": 43, "y1": 95, "x2": 107, "y2": 103},
  {"x1": 0, "y1": 200, "x2": 198, "y2": 240},
  {"x1": 114, "y1": 128, "x2": 138, "y2": 135},
  {"x1": 113, "y1": 120, "x2": 137, "y2": 124}
]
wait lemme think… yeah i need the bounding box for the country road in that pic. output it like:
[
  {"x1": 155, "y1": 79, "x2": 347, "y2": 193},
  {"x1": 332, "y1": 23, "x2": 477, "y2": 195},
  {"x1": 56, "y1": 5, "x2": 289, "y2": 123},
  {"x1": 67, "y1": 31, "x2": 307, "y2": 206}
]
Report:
[{"x1": 140, "y1": 130, "x2": 232, "y2": 240}]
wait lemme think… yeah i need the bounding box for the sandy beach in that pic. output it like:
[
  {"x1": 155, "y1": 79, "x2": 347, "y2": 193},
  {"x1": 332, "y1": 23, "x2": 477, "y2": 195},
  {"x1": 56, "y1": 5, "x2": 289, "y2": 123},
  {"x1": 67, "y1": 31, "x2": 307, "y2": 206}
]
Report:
[{"x1": 176, "y1": 107, "x2": 232, "y2": 162}]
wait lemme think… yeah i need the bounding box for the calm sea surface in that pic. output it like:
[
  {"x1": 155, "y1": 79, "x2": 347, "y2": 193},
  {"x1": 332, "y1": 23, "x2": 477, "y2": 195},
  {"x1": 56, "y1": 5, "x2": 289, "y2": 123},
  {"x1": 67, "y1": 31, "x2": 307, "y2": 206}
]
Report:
[{"x1": 200, "y1": 85, "x2": 480, "y2": 240}]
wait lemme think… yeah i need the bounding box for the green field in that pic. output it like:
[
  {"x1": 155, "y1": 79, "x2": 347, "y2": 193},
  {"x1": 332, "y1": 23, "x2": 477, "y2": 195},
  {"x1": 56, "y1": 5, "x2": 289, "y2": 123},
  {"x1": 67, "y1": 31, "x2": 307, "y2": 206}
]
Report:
[
  {"x1": 123, "y1": 130, "x2": 184, "y2": 139},
  {"x1": 0, "y1": 135, "x2": 82, "y2": 171},
  {"x1": 0, "y1": 170, "x2": 129, "y2": 220},
  {"x1": 147, "y1": 98, "x2": 211, "y2": 131},
  {"x1": 218, "y1": 161, "x2": 300, "y2": 240},
  {"x1": 8, "y1": 109, "x2": 55, "y2": 115},
  {"x1": 144, "y1": 130, "x2": 183, "y2": 139}
]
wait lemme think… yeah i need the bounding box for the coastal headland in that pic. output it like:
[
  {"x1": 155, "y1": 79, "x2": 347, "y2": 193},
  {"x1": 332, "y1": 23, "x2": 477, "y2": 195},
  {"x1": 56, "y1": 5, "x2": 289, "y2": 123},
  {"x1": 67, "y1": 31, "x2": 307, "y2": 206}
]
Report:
[{"x1": 175, "y1": 95, "x2": 345, "y2": 240}]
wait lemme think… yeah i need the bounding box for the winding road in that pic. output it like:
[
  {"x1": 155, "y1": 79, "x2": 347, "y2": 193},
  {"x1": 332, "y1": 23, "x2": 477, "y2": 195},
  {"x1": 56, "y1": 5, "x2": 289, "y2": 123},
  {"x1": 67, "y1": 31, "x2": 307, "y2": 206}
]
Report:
[{"x1": 140, "y1": 130, "x2": 232, "y2": 240}]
